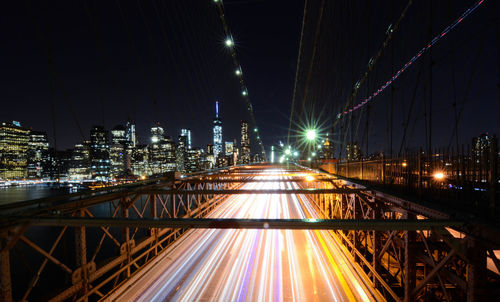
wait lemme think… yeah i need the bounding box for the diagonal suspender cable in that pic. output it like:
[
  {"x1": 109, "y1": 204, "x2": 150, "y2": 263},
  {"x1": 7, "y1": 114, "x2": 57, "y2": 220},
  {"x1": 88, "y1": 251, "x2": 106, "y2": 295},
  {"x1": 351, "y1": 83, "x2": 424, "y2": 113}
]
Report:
[
  {"x1": 334, "y1": 0, "x2": 413, "y2": 126},
  {"x1": 214, "y1": 1, "x2": 267, "y2": 160},
  {"x1": 336, "y1": 0, "x2": 486, "y2": 120},
  {"x1": 287, "y1": 0, "x2": 309, "y2": 146}
]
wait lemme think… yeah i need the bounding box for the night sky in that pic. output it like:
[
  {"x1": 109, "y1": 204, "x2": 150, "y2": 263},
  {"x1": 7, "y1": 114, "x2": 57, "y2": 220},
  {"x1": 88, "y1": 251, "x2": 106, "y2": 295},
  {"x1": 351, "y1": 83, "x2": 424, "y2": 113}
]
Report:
[{"x1": 1, "y1": 0, "x2": 499, "y2": 156}]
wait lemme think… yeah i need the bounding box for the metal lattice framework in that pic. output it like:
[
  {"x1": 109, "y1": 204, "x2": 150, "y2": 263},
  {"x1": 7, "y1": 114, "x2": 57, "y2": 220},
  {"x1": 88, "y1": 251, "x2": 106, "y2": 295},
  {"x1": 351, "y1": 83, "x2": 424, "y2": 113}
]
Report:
[
  {"x1": 1, "y1": 164, "x2": 499, "y2": 301},
  {"x1": 302, "y1": 169, "x2": 500, "y2": 301},
  {"x1": 0, "y1": 169, "x2": 245, "y2": 302}
]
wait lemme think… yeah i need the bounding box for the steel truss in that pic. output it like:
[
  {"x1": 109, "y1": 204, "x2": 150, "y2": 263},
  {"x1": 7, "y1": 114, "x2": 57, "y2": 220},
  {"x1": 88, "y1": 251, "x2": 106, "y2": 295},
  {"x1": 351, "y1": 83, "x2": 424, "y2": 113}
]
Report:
[
  {"x1": 0, "y1": 169, "x2": 244, "y2": 302},
  {"x1": 1, "y1": 165, "x2": 499, "y2": 301},
  {"x1": 303, "y1": 175, "x2": 500, "y2": 301}
]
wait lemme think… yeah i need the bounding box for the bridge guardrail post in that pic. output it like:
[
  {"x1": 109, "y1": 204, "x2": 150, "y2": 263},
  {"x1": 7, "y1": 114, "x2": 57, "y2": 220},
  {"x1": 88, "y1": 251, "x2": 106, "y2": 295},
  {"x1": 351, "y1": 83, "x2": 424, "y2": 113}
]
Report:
[
  {"x1": 404, "y1": 211, "x2": 416, "y2": 302},
  {"x1": 466, "y1": 234, "x2": 486, "y2": 302},
  {"x1": 75, "y1": 209, "x2": 88, "y2": 301},
  {"x1": 0, "y1": 229, "x2": 12, "y2": 302}
]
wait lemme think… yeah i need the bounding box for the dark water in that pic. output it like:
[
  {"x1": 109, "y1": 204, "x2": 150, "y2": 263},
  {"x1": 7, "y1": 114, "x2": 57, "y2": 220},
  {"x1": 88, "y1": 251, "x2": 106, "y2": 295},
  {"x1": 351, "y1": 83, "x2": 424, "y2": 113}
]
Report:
[{"x1": 0, "y1": 184, "x2": 71, "y2": 205}]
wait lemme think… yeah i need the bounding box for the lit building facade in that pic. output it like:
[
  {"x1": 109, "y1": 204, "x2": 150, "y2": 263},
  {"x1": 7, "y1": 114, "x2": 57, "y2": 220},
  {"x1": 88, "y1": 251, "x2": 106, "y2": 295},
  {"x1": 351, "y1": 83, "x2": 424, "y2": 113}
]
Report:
[
  {"x1": 213, "y1": 101, "x2": 223, "y2": 160},
  {"x1": 126, "y1": 121, "x2": 137, "y2": 147},
  {"x1": 0, "y1": 121, "x2": 30, "y2": 179},
  {"x1": 176, "y1": 135, "x2": 187, "y2": 173},
  {"x1": 27, "y1": 130, "x2": 50, "y2": 179},
  {"x1": 186, "y1": 149, "x2": 200, "y2": 173},
  {"x1": 346, "y1": 142, "x2": 361, "y2": 161},
  {"x1": 110, "y1": 125, "x2": 126, "y2": 178},
  {"x1": 240, "y1": 120, "x2": 250, "y2": 164},
  {"x1": 181, "y1": 128, "x2": 192, "y2": 150},
  {"x1": 131, "y1": 145, "x2": 149, "y2": 177},
  {"x1": 148, "y1": 125, "x2": 176, "y2": 175},
  {"x1": 90, "y1": 126, "x2": 110, "y2": 180},
  {"x1": 323, "y1": 134, "x2": 334, "y2": 159},
  {"x1": 69, "y1": 143, "x2": 91, "y2": 180}
]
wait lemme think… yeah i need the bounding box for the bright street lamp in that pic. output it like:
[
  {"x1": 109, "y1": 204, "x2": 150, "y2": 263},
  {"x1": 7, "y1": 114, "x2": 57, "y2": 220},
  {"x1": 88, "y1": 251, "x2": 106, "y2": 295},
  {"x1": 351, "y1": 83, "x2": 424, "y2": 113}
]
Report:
[{"x1": 306, "y1": 129, "x2": 317, "y2": 141}]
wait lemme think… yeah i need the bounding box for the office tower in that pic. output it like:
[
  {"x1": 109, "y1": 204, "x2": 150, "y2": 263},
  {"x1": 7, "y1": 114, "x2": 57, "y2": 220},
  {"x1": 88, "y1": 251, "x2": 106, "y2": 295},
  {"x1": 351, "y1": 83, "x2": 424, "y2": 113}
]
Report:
[
  {"x1": 27, "y1": 130, "x2": 49, "y2": 179},
  {"x1": 0, "y1": 121, "x2": 30, "y2": 179},
  {"x1": 109, "y1": 125, "x2": 127, "y2": 178},
  {"x1": 225, "y1": 141, "x2": 234, "y2": 156},
  {"x1": 148, "y1": 125, "x2": 176, "y2": 174},
  {"x1": 126, "y1": 121, "x2": 137, "y2": 148},
  {"x1": 213, "y1": 101, "x2": 223, "y2": 160},
  {"x1": 90, "y1": 126, "x2": 110, "y2": 180},
  {"x1": 240, "y1": 120, "x2": 250, "y2": 164},
  {"x1": 151, "y1": 124, "x2": 164, "y2": 143},
  {"x1": 181, "y1": 128, "x2": 192, "y2": 150},
  {"x1": 69, "y1": 143, "x2": 91, "y2": 180},
  {"x1": 186, "y1": 149, "x2": 199, "y2": 173},
  {"x1": 472, "y1": 133, "x2": 496, "y2": 178},
  {"x1": 176, "y1": 134, "x2": 187, "y2": 173},
  {"x1": 131, "y1": 145, "x2": 149, "y2": 177},
  {"x1": 346, "y1": 142, "x2": 361, "y2": 161}
]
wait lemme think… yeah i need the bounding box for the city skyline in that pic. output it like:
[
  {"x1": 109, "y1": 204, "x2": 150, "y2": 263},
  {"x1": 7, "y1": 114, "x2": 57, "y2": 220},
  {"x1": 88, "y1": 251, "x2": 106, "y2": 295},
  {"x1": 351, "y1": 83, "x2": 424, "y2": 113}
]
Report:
[{"x1": 0, "y1": 98, "x2": 258, "y2": 180}]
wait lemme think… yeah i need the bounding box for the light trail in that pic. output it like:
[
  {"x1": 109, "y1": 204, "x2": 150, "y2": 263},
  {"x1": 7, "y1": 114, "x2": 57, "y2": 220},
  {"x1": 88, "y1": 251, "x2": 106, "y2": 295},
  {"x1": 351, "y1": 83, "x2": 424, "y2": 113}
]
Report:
[{"x1": 108, "y1": 168, "x2": 384, "y2": 301}]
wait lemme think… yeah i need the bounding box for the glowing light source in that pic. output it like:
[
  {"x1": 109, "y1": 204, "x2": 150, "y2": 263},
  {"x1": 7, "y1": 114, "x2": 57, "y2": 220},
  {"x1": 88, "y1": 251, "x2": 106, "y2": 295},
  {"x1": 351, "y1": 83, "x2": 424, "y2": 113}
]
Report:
[
  {"x1": 242, "y1": 90, "x2": 247, "y2": 96},
  {"x1": 306, "y1": 129, "x2": 317, "y2": 141},
  {"x1": 311, "y1": 152, "x2": 316, "y2": 157},
  {"x1": 293, "y1": 151, "x2": 299, "y2": 157},
  {"x1": 433, "y1": 172, "x2": 445, "y2": 180},
  {"x1": 254, "y1": 128, "x2": 258, "y2": 132},
  {"x1": 305, "y1": 175, "x2": 314, "y2": 182},
  {"x1": 337, "y1": 0, "x2": 486, "y2": 119},
  {"x1": 284, "y1": 148, "x2": 291, "y2": 155},
  {"x1": 235, "y1": 69, "x2": 241, "y2": 76},
  {"x1": 151, "y1": 137, "x2": 159, "y2": 143},
  {"x1": 402, "y1": 161, "x2": 408, "y2": 167},
  {"x1": 225, "y1": 37, "x2": 233, "y2": 47}
]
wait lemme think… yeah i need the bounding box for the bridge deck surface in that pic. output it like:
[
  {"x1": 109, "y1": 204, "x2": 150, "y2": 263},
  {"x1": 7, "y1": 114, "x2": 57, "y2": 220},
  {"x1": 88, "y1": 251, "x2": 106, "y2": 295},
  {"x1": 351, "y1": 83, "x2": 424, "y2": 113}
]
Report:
[{"x1": 106, "y1": 168, "x2": 383, "y2": 301}]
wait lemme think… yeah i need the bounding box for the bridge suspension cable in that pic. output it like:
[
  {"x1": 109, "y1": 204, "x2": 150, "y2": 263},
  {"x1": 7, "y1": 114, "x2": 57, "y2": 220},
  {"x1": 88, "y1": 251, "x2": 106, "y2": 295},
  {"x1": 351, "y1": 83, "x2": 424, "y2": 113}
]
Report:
[
  {"x1": 213, "y1": 1, "x2": 267, "y2": 160},
  {"x1": 336, "y1": 0, "x2": 486, "y2": 120}
]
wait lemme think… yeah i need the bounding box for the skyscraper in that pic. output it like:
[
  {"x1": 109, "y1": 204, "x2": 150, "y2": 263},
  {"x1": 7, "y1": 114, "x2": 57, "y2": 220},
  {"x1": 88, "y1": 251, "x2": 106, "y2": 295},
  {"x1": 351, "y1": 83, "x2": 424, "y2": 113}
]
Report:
[
  {"x1": 0, "y1": 121, "x2": 30, "y2": 179},
  {"x1": 213, "y1": 101, "x2": 223, "y2": 160},
  {"x1": 240, "y1": 120, "x2": 250, "y2": 164},
  {"x1": 148, "y1": 124, "x2": 176, "y2": 174},
  {"x1": 346, "y1": 142, "x2": 361, "y2": 161},
  {"x1": 126, "y1": 121, "x2": 137, "y2": 147},
  {"x1": 176, "y1": 134, "x2": 187, "y2": 173},
  {"x1": 27, "y1": 130, "x2": 49, "y2": 179},
  {"x1": 69, "y1": 143, "x2": 90, "y2": 180},
  {"x1": 110, "y1": 125, "x2": 126, "y2": 177},
  {"x1": 89, "y1": 126, "x2": 110, "y2": 180},
  {"x1": 181, "y1": 128, "x2": 192, "y2": 150}
]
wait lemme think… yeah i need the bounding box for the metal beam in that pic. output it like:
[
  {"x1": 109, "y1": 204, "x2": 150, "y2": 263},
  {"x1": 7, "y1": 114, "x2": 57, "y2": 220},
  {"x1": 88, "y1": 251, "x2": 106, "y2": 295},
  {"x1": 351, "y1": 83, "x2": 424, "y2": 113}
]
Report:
[
  {"x1": 139, "y1": 188, "x2": 363, "y2": 195},
  {"x1": 180, "y1": 178, "x2": 335, "y2": 183},
  {"x1": 10, "y1": 217, "x2": 465, "y2": 230}
]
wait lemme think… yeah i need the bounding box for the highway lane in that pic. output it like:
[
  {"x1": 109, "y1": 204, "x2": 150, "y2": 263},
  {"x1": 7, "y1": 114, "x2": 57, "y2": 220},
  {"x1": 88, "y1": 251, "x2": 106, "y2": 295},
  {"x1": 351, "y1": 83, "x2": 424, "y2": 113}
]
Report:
[{"x1": 108, "y1": 169, "x2": 384, "y2": 301}]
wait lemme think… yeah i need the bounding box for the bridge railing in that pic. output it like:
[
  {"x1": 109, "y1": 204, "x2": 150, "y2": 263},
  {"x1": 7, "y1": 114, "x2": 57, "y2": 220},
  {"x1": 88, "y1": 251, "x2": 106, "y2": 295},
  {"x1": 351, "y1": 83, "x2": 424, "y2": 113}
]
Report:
[
  {"x1": 300, "y1": 172, "x2": 500, "y2": 301},
  {"x1": 0, "y1": 167, "x2": 245, "y2": 302},
  {"x1": 320, "y1": 138, "x2": 499, "y2": 216}
]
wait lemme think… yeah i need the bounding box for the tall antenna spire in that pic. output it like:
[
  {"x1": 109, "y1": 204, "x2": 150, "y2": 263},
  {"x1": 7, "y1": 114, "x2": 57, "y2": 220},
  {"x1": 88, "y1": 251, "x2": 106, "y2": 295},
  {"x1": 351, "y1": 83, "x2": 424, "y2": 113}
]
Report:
[{"x1": 215, "y1": 100, "x2": 219, "y2": 118}]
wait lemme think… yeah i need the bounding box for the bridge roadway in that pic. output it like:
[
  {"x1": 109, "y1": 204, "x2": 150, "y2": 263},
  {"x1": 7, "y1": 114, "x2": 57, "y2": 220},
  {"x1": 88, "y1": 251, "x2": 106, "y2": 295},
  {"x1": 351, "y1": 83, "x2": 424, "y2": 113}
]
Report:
[{"x1": 106, "y1": 168, "x2": 384, "y2": 301}]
